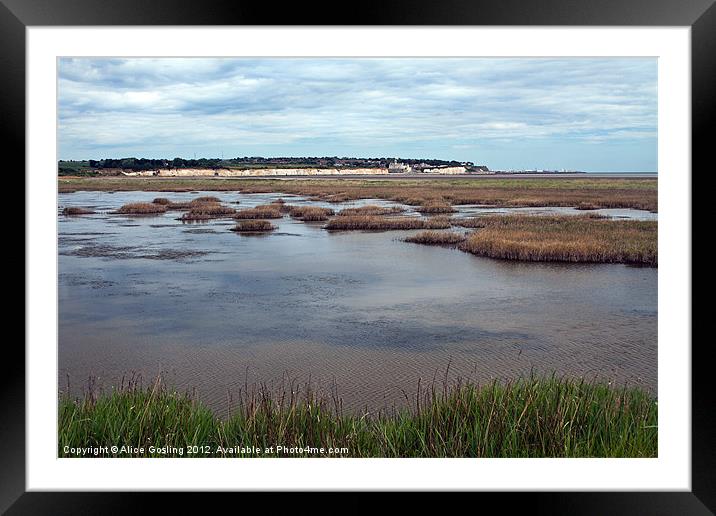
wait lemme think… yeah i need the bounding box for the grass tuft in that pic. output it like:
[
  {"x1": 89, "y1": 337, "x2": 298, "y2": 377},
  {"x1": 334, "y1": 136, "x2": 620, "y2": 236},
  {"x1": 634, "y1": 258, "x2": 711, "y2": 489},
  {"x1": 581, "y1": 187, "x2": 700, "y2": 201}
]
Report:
[
  {"x1": 575, "y1": 202, "x2": 601, "y2": 210},
  {"x1": 416, "y1": 201, "x2": 456, "y2": 214},
  {"x1": 457, "y1": 214, "x2": 657, "y2": 265},
  {"x1": 323, "y1": 193, "x2": 351, "y2": 203},
  {"x1": 179, "y1": 204, "x2": 236, "y2": 220},
  {"x1": 116, "y1": 202, "x2": 167, "y2": 214},
  {"x1": 231, "y1": 220, "x2": 276, "y2": 232},
  {"x1": 336, "y1": 205, "x2": 404, "y2": 216},
  {"x1": 58, "y1": 375, "x2": 657, "y2": 458},
  {"x1": 405, "y1": 231, "x2": 466, "y2": 246},
  {"x1": 163, "y1": 201, "x2": 194, "y2": 210},
  {"x1": 325, "y1": 215, "x2": 450, "y2": 231},
  {"x1": 234, "y1": 205, "x2": 283, "y2": 219},
  {"x1": 288, "y1": 206, "x2": 335, "y2": 221},
  {"x1": 422, "y1": 216, "x2": 452, "y2": 229},
  {"x1": 192, "y1": 196, "x2": 222, "y2": 204},
  {"x1": 62, "y1": 207, "x2": 95, "y2": 215}
]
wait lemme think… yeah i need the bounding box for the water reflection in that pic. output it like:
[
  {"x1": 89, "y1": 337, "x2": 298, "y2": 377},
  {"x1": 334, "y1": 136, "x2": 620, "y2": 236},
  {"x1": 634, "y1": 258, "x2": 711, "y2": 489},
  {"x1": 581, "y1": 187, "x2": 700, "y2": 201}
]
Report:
[{"x1": 58, "y1": 190, "x2": 658, "y2": 413}]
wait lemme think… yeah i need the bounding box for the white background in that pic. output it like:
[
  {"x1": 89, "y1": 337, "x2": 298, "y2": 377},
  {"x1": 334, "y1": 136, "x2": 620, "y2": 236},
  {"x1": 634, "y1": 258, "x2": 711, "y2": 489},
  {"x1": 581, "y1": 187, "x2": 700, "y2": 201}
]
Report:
[{"x1": 26, "y1": 27, "x2": 690, "y2": 491}]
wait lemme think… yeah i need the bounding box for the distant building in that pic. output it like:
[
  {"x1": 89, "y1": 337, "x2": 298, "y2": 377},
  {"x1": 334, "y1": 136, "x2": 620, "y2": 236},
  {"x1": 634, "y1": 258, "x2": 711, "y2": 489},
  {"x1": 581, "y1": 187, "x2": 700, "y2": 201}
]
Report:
[{"x1": 388, "y1": 160, "x2": 412, "y2": 173}]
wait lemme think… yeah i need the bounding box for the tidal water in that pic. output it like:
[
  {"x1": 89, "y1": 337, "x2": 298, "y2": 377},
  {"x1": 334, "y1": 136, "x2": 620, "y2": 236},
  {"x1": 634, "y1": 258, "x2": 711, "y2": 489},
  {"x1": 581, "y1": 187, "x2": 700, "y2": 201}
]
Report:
[{"x1": 58, "y1": 191, "x2": 658, "y2": 413}]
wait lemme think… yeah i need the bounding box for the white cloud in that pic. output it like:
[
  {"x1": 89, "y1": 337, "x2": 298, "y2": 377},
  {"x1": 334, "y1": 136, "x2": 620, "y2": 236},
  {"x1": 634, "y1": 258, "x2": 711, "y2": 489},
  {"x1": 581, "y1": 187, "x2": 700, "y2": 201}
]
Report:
[{"x1": 58, "y1": 57, "x2": 657, "y2": 170}]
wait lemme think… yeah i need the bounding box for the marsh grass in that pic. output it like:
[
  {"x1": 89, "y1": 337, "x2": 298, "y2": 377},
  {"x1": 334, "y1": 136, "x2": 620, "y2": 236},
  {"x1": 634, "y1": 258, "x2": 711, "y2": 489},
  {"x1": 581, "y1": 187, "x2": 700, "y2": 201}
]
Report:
[
  {"x1": 234, "y1": 205, "x2": 283, "y2": 219},
  {"x1": 179, "y1": 213, "x2": 211, "y2": 221},
  {"x1": 336, "y1": 205, "x2": 405, "y2": 216},
  {"x1": 193, "y1": 196, "x2": 222, "y2": 204},
  {"x1": 153, "y1": 197, "x2": 230, "y2": 211},
  {"x1": 324, "y1": 193, "x2": 352, "y2": 203},
  {"x1": 231, "y1": 180, "x2": 657, "y2": 211},
  {"x1": 457, "y1": 215, "x2": 657, "y2": 266},
  {"x1": 59, "y1": 177, "x2": 658, "y2": 212},
  {"x1": 231, "y1": 220, "x2": 276, "y2": 232},
  {"x1": 416, "y1": 201, "x2": 457, "y2": 214},
  {"x1": 62, "y1": 207, "x2": 95, "y2": 215},
  {"x1": 451, "y1": 217, "x2": 492, "y2": 228},
  {"x1": 116, "y1": 202, "x2": 167, "y2": 214},
  {"x1": 179, "y1": 203, "x2": 236, "y2": 220},
  {"x1": 58, "y1": 374, "x2": 657, "y2": 458},
  {"x1": 575, "y1": 202, "x2": 601, "y2": 210},
  {"x1": 163, "y1": 201, "x2": 194, "y2": 210},
  {"x1": 325, "y1": 215, "x2": 451, "y2": 231},
  {"x1": 288, "y1": 206, "x2": 335, "y2": 221},
  {"x1": 405, "y1": 231, "x2": 466, "y2": 246}
]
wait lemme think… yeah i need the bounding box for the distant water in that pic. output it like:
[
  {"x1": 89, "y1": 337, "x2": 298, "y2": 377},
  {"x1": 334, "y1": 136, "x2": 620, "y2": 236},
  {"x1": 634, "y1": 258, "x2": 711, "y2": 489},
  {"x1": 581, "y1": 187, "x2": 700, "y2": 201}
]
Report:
[
  {"x1": 58, "y1": 191, "x2": 658, "y2": 414},
  {"x1": 583, "y1": 172, "x2": 657, "y2": 176}
]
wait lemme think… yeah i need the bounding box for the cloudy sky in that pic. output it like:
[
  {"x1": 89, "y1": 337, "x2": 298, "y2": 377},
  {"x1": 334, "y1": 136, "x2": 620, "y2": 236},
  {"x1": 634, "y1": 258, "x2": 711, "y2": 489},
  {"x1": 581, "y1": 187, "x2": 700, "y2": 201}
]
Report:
[{"x1": 58, "y1": 57, "x2": 657, "y2": 172}]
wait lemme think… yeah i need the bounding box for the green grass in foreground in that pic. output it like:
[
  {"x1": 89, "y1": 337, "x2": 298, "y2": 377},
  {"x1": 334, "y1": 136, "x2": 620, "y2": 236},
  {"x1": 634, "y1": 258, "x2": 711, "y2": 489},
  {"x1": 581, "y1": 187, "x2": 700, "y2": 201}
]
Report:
[{"x1": 59, "y1": 376, "x2": 657, "y2": 458}]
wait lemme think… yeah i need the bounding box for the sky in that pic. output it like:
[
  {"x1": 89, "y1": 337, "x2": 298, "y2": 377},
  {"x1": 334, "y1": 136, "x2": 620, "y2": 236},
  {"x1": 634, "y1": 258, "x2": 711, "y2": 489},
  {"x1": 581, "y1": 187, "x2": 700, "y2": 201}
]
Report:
[{"x1": 58, "y1": 57, "x2": 658, "y2": 172}]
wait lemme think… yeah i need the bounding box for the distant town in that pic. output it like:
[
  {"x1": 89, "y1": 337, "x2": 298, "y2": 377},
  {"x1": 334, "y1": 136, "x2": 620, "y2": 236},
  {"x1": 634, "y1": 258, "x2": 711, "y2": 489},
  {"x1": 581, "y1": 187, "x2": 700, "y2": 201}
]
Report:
[{"x1": 58, "y1": 156, "x2": 583, "y2": 177}]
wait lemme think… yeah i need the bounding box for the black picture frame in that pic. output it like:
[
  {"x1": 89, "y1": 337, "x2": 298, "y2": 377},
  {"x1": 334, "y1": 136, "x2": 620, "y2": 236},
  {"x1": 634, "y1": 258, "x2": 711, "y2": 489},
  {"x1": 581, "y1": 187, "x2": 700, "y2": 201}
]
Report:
[{"x1": 6, "y1": 0, "x2": 709, "y2": 511}]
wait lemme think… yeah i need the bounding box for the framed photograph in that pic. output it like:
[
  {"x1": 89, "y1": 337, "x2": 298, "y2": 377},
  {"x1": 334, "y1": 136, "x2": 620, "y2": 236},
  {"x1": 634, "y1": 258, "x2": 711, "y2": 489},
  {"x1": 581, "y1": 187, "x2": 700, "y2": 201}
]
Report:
[{"x1": 9, "y1": 0, "x2": 709, "y2": 510}]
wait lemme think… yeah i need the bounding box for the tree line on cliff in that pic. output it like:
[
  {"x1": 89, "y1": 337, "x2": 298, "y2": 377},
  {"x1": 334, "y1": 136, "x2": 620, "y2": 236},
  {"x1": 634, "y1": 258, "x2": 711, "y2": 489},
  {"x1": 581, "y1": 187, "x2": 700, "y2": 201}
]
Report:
[{"x1": 58, "y1": 156, "x2": 475, "y2": 175}]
